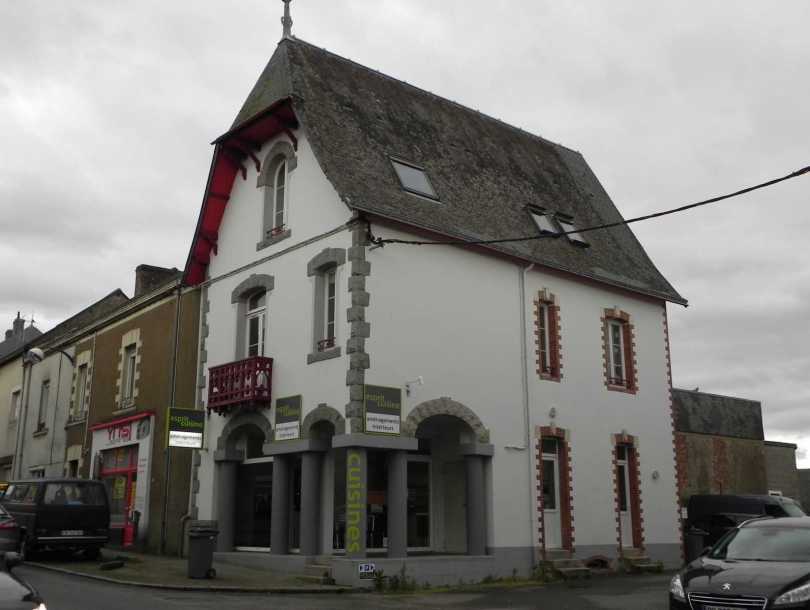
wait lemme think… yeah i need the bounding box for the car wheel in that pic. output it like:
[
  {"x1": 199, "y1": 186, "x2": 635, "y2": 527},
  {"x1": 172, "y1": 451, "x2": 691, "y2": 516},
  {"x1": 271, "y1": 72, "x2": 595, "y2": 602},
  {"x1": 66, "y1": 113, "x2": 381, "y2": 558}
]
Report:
[{"x1": 19, "y1": 537, "x2": 36, "y2": 562}]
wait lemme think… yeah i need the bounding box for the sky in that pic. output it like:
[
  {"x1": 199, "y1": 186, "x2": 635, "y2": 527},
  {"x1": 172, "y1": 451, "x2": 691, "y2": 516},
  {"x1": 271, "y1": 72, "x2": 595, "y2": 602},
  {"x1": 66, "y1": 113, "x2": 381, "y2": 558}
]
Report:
[{"x1": 1, "y1": 2, "x2": 808, "y2": 461}]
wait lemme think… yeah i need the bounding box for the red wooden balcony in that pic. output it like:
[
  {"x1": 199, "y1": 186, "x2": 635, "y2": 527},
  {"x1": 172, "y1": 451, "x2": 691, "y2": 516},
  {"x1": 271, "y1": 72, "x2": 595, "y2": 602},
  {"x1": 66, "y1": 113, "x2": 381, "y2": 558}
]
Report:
[{"x1": 207, "y1": 356, "x2": 273, "y2": 415}]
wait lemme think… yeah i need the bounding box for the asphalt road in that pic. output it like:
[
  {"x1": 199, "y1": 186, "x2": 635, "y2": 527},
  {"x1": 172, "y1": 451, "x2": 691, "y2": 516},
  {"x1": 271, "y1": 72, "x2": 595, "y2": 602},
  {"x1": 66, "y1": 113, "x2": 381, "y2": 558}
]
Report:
[{"x1": 16, "y1": 566, "x2": 672, "y2": 610}]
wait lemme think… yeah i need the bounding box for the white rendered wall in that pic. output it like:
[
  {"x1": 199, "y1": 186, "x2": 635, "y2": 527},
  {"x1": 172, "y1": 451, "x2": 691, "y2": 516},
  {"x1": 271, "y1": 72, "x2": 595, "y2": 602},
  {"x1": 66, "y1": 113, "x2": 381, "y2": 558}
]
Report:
[
  {"x1": 16, "y1": 348, "x2": 75, "y2": 478},
  {"x1": 366, "y1": 222, "x2": 680, "y2": 554},
  {"x1": 197, "y1": 130, "x2": 354, "y2": 520}
]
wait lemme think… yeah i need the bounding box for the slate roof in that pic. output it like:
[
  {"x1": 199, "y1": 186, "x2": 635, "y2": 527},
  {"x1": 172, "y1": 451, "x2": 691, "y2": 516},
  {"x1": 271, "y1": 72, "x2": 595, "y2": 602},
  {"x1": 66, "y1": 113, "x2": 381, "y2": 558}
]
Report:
[
  {"x1": 221, "y1": 38, "x2": 685, "y2": 304},
  {"x1": 672, "y1": 388, "x2": 764, "y2": 440}
]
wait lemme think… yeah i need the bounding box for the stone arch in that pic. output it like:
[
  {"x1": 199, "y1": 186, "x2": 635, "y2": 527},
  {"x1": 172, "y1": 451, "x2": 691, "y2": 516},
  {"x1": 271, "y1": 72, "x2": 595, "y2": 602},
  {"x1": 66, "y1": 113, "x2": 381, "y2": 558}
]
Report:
[
  {"x1": 216, "y1": 411, "x2": 274, "y2": 453},
  {"x1": 256, "y1": 140, "x2": 297, "y2": 187},
  {"x1": 307, "y1": 248, "x2": 346, "y2": 277},
  {"x1": 231, "y1": 274, "x2": 275, "y2": 304},
  {"x1": 301, "y1": 404, "x2": 346, "y2": 438},
  {"x1": 403, "y1": 397, "x2": 490, "y2": 443}
]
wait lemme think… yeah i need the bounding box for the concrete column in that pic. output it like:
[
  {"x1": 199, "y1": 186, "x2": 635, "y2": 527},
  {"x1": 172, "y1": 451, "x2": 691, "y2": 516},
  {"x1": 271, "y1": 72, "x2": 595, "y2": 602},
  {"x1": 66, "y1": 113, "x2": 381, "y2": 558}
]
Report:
[
  {"x1": 387, "y1": 450, "x2": 408, "y2": 558},
  {"x1": 299, "y1": 451, "x2": 322, "y2": 556},
  {"x1": 345, "y1": 447, "x2": 367, "y2": 558},
  {"x1": 214, "y1": 458, "x2": 238, "y2": 552},
  {"x1": 465, "y1": 454, "x2": 487, "y2": 556},
  {"x1": 270, "y1": 454, "x2": 290, "y2": 555}
]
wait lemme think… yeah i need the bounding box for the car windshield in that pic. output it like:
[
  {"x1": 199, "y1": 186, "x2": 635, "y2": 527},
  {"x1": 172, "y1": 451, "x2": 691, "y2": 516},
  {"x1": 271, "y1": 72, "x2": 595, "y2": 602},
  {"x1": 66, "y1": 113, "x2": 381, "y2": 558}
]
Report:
[
  {"x1": 710, "y1": 526, "x2": 810, "y2": 562},
  {"x1": 42, "y1": 483, "x2": 105, "y2": 506}
]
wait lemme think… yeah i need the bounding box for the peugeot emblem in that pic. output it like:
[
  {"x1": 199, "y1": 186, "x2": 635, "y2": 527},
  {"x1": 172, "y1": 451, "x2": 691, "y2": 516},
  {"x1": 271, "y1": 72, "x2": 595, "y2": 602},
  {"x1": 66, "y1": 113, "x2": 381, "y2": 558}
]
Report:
[{"x1": 722, "y1": 583, "x2": 732, "y2": 591}]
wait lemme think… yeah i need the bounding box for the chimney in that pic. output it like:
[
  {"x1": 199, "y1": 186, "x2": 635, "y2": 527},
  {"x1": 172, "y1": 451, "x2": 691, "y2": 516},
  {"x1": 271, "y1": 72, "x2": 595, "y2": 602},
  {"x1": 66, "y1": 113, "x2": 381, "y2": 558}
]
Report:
[
  {"x1": 134, "y1": 265, "x2": 181, "y2": 298},
  {"x1": 12, "y1": 312, "x2": 24, "y2": 339}
]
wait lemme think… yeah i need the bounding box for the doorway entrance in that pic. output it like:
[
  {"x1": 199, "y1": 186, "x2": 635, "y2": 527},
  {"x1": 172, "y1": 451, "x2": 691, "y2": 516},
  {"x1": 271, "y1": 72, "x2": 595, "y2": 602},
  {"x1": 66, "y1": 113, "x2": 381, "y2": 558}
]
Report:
[
  {"x1": 616, "y1": 445, "x2": 633, "y2": 548},
  {"x1": 100, "y1": 445, "x2": 138, "y2": 547},
  {"x1": 235, "y1": 460, "x2": 273, "y2": 549},
  {"x1": 540, "y1": 438, "x2": 562, "y2": 549}
]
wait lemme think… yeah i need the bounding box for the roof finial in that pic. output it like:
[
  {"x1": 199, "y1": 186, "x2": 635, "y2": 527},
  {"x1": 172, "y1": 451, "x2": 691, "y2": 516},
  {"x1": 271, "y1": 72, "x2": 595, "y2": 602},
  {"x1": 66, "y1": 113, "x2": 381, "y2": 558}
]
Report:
[{"x1": 281, "y1": 0, "x2": 293, "y2": 39}]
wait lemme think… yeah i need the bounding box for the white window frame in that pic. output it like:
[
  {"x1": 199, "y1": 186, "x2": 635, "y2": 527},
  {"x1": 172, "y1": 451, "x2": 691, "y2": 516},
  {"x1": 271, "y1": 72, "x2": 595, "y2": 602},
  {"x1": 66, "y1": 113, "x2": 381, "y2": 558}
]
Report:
[
  {"x1": 538, "y1": 303, "x2": 551, "y2": 373},
  {"x1": 245, "y1": 292, "x2": 267, "y2": 358},
  {"x1": 122, "y1": 344, "x2": 137, "y2": 405},
  {"x1": 322, "y1": 267, "x2": 337, "y2": 347},
  {"x1": 9, "y1": 390, "x2": 20, "y2": 423},
  {"x1": 37, "y1": 380, "x2": 50, "y2": 430},
  {"x1": 608, "y1": 320, "x2": 626, "y2": 386},
  {"x1": 272, "y1": 160, "x2": 287, "y2": 233},
  {"x1": 74, "y1": 363, "x2": 88, "y2": 419},
  {"x1": 556, "y1": 218, "x2": 588, "y2": 245}
]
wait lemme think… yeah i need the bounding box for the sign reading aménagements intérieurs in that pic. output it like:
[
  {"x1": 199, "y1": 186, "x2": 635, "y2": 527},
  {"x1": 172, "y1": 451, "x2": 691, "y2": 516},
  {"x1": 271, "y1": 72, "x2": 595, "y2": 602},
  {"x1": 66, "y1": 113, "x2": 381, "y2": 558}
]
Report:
[
  {"x1": 167, "y1": 408, "x2": 205, "y2": 449},
  {"x1": 364, "y1": 385, "x2": 401, "y2": 434},
  {"x1": 275, "y1": 395, "x2": 302, "y2": 441}
]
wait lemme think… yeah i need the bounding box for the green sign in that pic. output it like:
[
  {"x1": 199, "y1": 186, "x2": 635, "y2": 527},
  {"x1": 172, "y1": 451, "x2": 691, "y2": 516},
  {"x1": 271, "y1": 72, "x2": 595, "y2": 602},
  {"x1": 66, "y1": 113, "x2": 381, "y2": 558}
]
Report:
[
  {"x1": 364, "y1": 385, "x2": 402, "y2": 435},
  {"x1": 345, "y1": 448, "x2": 367, "y2": 557},
  {"x1": 167, "y1": 408, "x2": 205, "y2": 448},
  {"x1": 274, "y1": 395, "x2": 302, "y2": 441}
]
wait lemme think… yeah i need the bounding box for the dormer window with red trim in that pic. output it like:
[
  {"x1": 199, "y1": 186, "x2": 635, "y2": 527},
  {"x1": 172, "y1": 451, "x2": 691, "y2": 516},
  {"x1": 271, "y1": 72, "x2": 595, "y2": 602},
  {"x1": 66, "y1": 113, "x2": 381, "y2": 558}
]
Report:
[{"x1": 535, "y1": 289, "x2": 562, "y2": 381}]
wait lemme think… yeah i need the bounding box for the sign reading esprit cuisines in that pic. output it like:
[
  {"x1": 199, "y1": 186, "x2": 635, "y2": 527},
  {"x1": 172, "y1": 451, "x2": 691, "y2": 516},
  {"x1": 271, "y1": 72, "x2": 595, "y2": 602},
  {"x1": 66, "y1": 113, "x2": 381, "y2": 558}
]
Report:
[
  {"x1": 167, "y1": 408, "x2": 205, "y2": 449},
  {"x1": 364, "y1": 384, "x2": 402, "y2": 435},
  {"x1": 274, "y1": 395, "x2": 302, "y2": 441}
]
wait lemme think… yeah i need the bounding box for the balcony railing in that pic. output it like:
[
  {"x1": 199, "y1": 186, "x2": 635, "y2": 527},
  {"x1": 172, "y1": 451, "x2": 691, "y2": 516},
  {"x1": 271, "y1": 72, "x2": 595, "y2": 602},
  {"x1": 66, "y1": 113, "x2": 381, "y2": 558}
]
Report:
[{"x1": 207, "y1": 356, "x2": 273, "y2": 415}]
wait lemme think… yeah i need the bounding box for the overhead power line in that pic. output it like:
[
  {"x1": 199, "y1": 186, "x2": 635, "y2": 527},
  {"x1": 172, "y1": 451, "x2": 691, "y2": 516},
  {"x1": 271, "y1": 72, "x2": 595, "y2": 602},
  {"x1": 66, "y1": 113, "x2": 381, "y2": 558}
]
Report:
[{"x1": 370, "y1": 165, "x2": 810, "y2": 247}]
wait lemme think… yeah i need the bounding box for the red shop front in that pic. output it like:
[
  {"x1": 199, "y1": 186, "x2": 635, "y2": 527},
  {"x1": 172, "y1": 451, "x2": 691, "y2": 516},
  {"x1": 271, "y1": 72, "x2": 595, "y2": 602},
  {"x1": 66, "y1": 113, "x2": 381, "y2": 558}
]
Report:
[{"x1": 90, "y1": 412, "x2": 154, "y2": 547}]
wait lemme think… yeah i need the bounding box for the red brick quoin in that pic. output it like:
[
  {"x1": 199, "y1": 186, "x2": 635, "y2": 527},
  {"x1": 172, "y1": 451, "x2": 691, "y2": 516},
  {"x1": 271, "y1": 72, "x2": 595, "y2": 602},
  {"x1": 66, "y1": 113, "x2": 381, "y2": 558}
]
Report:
[
  {"x1": 536, "y1": 425, "x2": 574, "y2": 557},
  {"x1": 601, "y1": 308, "x2": 638, "y2": 394},
  {"x1": 612, "y1": 433, "x2": 645, "y2": 552},
  {"x1": 534, "y1": 290, "x2": 562, "y2": 381}
]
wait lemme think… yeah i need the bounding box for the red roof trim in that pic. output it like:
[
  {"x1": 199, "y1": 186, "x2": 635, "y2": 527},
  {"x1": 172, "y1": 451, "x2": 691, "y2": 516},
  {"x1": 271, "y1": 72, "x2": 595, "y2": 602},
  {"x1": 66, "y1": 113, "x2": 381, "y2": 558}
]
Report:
[
  {"x1": 183, "y1": 98, "x2": 299, "y2": 286},
  {"x1": 89, "y1": 411, "x2": 155, "y2": 432}
]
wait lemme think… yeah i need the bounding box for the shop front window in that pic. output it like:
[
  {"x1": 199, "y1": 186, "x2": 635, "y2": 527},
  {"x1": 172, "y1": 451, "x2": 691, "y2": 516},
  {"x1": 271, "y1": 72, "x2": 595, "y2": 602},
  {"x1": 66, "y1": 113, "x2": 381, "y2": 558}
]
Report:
[
  {"x1": 407, "y1": 459, "x2": 430, "y2": 548},
  {"x1": 100, "y1": 445, "x2": 138, "y2": 546}
]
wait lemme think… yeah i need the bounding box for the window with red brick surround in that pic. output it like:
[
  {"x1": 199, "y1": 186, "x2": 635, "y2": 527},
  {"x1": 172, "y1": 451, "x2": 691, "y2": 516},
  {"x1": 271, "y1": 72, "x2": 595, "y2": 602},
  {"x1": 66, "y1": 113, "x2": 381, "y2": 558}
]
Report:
[
  {"x1": 601, "y1": 308, "x2": 638, "y2": 394},
  {"x1": 535, "y1": 290, "x2": 562, "y2": 381}
]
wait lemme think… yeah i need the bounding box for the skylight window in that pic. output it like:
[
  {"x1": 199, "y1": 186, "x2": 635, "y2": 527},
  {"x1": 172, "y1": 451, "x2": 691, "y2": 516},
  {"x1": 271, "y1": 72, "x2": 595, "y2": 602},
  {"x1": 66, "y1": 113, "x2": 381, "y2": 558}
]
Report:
[
  {"x1": 530, "y1": 210, "x2": 558, "y2": 234},
  {"x1": 391, "y1": 159, "x2": 438, "y2": 200},
  {"x1": 556, "y1": 218, "x2": 589, "y2": 246}
]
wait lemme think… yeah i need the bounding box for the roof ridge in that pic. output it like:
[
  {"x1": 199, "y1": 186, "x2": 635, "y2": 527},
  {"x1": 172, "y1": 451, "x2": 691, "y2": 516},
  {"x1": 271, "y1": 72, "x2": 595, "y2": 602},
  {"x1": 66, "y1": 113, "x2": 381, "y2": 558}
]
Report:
[{"x1": 287, "y1": 36, "x2": 581, "y2": 156}]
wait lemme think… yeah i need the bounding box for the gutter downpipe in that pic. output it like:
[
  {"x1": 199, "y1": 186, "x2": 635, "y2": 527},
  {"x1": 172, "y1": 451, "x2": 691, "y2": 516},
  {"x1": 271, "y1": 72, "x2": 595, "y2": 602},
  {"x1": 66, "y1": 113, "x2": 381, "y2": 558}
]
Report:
[
  {"x1": 161, "y1": 283, "x2": 183, "y2": 555},
  {"x1": 519, "y1": 263, "x2": 536, "y2": 564},
  {"x1": 80, "y1": 333, "x2": 97, "y2": 477},
  {"x1": 13, "y1": 358, "x2": 33, "y2": 480}
]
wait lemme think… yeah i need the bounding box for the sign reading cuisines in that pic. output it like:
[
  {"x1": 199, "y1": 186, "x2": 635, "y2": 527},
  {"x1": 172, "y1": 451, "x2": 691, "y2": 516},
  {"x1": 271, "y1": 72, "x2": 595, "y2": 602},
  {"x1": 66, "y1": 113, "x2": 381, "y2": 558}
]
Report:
[
  {"x1": 275, "y1": 395, "x2": 302, "y2": 441},
  {"x1": 364, "y1": 384, "x2": 402, "y2": 435},
  {"x1": 167, "y1": 408, "x2": 205, "y2": 449}
]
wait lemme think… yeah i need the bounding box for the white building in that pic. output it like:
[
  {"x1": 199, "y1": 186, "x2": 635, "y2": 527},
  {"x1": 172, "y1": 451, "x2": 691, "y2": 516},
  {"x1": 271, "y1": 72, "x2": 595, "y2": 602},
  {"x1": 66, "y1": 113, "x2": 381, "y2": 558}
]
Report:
[{"x1": 184, "y1": 34, "x2": 686, "y2": 586}]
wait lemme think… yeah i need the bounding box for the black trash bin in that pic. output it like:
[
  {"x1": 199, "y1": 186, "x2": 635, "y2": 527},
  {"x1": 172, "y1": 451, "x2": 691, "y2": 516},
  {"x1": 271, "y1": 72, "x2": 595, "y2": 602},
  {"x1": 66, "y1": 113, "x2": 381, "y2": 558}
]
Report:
[
  {"x1": 684, "y1": 527, "x2": 708, "y2": 563},
  {"x1": 187, "y1": 520, "x2": 218, "y2": 579}
]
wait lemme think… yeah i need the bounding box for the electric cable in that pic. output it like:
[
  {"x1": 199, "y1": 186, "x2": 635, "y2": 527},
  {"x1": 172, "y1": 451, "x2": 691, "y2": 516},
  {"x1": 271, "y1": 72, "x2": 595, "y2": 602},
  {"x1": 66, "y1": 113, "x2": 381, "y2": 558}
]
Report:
[{"x1": 370, "y1": 165, "x2": 810, "y2": 247}]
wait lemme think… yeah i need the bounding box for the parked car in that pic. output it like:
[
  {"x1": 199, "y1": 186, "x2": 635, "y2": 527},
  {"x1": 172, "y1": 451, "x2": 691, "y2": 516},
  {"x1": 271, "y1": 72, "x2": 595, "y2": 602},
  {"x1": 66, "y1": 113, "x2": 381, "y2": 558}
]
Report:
[
  {"x1": 0, "y1": 552, "x2": 45, "y2": 609},
  {"x1": 671, "y1": 517, "x2": 810, "y2": 609},
  {"x1": 684, "y1": 494, "x2": 805, "y2": 557},
  {"x1": 0, "y1": 505, "x2": 20, "y2": 552},
  {"x1": 1, "y1": 479, "x2": 110, "y2": 559}
]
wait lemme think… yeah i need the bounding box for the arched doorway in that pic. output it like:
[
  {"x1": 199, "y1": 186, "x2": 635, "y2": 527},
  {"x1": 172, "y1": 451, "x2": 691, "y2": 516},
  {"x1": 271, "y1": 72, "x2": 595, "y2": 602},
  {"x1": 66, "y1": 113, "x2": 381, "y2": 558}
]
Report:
[
  {"x1": 404, "y1": 398, "x2": 492, "y2": 556},
  {"x1": 213, "y1": 412, "x2": 273, "y2": 551},
  {"x1": 233, "y1": 424, "x2": 273, "y2": 549}
]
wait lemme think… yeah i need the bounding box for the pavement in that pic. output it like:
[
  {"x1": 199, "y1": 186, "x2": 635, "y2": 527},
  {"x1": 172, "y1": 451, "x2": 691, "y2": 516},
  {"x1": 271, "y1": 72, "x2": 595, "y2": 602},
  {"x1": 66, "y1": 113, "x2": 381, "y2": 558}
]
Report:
[
  {"x1": 25, "y1": 549, "x2": 345, "y2": 592},
  {"x1": 16, "y1": 564, "x2": 674, "y2": 609}
]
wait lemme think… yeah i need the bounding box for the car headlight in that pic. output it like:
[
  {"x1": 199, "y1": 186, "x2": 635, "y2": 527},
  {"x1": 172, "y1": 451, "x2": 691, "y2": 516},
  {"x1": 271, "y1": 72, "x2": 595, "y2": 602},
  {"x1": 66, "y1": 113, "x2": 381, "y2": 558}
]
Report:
[
  {"x1": 774, "y1": 582, "x2": 810, "y2": 606},
  {"x1": 670, "y1": 573, "x2": 685, "y2": 601}
]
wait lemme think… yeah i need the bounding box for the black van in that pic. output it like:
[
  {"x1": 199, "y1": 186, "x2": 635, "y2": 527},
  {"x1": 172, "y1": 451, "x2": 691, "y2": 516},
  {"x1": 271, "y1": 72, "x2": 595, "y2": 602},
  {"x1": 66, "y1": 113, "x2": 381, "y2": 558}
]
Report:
[
  {"x1": 1, "y1": 479, "x2": 110, "y2": 559},
  {"x1": 685, "y1": 494, "x2": 805, "y2": 558}
]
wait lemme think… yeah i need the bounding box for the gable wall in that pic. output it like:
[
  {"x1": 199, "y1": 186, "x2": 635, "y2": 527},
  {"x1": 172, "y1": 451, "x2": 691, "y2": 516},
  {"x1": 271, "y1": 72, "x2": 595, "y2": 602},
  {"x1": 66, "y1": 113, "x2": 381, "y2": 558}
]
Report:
[{"x1": 366, "y1": 222, "x2": 680, "y2": 558}]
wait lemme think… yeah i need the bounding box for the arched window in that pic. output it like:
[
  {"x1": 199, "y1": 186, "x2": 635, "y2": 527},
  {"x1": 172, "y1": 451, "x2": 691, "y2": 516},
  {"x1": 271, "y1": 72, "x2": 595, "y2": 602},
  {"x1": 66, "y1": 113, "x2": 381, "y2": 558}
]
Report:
[
  {"x1": 257, "y1": 140, "x2": 296, "y2": 250},
  {"x1": 245, "y1": 291, "x2": 266, "y2": 358}
]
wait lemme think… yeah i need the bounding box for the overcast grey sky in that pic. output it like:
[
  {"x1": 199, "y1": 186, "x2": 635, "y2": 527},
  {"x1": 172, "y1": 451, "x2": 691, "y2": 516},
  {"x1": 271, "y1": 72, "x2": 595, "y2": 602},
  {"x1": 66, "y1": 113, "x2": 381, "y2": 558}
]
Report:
[{"x1": 1, "y1": 1, "x2": 808, "y2": 461}]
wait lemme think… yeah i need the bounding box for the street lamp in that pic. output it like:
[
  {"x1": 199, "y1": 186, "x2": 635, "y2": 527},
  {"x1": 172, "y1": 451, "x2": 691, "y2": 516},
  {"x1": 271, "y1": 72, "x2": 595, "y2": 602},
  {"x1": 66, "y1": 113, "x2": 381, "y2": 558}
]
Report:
[{"x1": 26, "y1": 347, "x2": 75, "y2": 366}]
